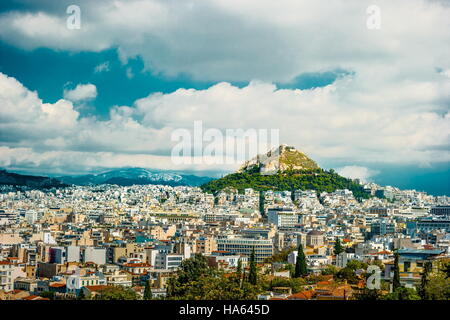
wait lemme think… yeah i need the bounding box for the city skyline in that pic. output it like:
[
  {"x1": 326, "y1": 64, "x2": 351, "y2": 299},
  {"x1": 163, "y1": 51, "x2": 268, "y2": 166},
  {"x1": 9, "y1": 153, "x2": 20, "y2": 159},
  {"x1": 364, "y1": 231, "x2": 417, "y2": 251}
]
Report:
[{"x1": 0, "y1": 1, "x2": 449, "y2": 306}]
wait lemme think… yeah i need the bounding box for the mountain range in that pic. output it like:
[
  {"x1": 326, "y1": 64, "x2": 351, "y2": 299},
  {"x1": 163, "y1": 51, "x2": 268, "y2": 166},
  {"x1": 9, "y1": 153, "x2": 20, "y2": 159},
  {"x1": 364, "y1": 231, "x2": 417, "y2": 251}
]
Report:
[
  {"x1": 57, "y1": 168, "x2": 213, "y2": 187},
  {"x1": 0, "y1": 169, "x2": 67, "y2": 189},
  {"x1": 0, "y1": 168, "x2": 213, "y2": 188}
]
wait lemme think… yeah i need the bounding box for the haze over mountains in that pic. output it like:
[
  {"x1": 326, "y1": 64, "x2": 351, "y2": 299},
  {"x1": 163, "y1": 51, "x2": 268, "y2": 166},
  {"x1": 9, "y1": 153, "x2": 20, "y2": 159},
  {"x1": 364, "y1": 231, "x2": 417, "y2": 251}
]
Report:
[
  {"x1": 0, "y1": 169, "x2": 67, "y2": 189},
  {"x1": 0, "y1": 168, "x2": 213, "y2": 189},
  {"x1": 1, "y1": 145, "x2": 448, "y2": 196},
  {"x1": 58, "y1": 168, "x2": 213, "y2": 187}
]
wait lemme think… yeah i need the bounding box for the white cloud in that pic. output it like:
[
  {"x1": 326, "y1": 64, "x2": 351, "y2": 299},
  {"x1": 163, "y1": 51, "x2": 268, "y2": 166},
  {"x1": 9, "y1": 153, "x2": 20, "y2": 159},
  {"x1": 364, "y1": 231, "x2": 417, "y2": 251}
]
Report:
[
  {"x1": 0, "y1": 0, "x2": 449, "y2": 82},
  {"x1": 336, "y1": 166, "x2": 378, "y2": 183},
  {"x1": 0, "y1": 73, "x2": 79, "y2": 145},
  {"x1": 0, "y1": 1, "x2": 449, "y2": 175},
  {"x1": 0, "y1": 72, "x2": 449, "y2": 175},
  {"x1": 63, "y1": 83, "x2": 97, "y2": 102}
]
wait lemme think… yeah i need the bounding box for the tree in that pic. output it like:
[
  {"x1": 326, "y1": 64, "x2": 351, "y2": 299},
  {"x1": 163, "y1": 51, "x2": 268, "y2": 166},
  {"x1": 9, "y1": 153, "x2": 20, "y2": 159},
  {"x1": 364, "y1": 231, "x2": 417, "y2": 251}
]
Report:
[
  {"x1": 259, "y1": 191, "x2": 265, "y2": 216},
  {"x1": 334, "y1": 237, "x2": 344, "y2": 256},
  {"x1": 248, "y1": 247, "x2": 258, "y2": 285},
  {"x1": 371, "y1": 259, "x2": 384, "y2": 270},
  {"x1": 176, "y1": 272, "x2": 260, "y2": 300},
  {"x1": 236, "y1": 258, "x2": 243, "y2": 287},
  {"x1": 200, "y1": 169, "x2": 371, "y2": 200},
  {"x1": 346, "y1": 260, "x2": 368, "y2": 271},
  {"x1": 294, "y1": 243, "x2": 308, "y2": 277},
  {"x1": 321, "y1": 265, "x2": 338, "y2": 276},
  {"x1": 418, "y1": 261, "x2": 432, "y2": 299},
  {"x1": 383, "y1": 287, "x2": 420, "y2": 300},
  {"x1": 393, "y1": 251, "x2": 401, "y2": 291},
  {"x1": 167, "y1": 254, "x2": 215, "y2": 297},
  {"x1": 355, "y1": 288, "x2": 383, "y2": 300},
  {"x1": 336, "y1": 267, "x2": 358, "y2": 284},
  {"x1": 95, "y1": 286, "x2": 138, "y2": 300},
  {"x1": 78, "y1": 289, "x2": 87, "y2": 300},
  {"x1": 442, "y1": 261, "x2": 450, "y2": 279},
  {"x1": 264, "y1": 246, "x2": 296, "y2": 263},
  {"x1": 422, "y1": 272, "x2": 450, "y2": 300},
  {"x1": 143, "y1": 280, "x2": 153, "y2": 300},
  {"x1": 264, "y1": 276, "x2": 307, "y2": 294}
]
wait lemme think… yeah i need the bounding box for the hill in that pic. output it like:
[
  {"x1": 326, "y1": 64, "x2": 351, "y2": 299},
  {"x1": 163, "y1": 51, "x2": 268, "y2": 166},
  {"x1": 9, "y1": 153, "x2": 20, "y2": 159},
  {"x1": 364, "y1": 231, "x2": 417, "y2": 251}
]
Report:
[
  {"x1": 0, "y1": 169, "x2": 67, "y2": 189},
  {"x1": 238, "y1": 144, "x2": 319, "y2": 174},
  {"x1": 201, "y1": 145, "x2": 370, "y2": 200}
]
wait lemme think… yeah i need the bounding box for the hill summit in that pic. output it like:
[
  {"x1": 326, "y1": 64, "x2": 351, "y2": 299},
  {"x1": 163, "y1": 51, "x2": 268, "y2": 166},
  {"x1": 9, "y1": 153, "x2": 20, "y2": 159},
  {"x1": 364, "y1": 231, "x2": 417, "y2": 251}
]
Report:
[
  {"x1": 201, "y1": 145, "x2": 370, "y2": 200},
  {"x1": 238, "y1": 144, "x2": 320, "y2": 174}
]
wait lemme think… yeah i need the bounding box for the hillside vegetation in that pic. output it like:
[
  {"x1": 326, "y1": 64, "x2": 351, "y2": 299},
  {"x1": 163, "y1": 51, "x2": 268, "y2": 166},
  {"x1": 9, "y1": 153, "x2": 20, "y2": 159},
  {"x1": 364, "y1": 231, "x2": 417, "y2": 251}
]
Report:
[{"x1": 201, "y1": 168, "x2": 370, "y2": 200}]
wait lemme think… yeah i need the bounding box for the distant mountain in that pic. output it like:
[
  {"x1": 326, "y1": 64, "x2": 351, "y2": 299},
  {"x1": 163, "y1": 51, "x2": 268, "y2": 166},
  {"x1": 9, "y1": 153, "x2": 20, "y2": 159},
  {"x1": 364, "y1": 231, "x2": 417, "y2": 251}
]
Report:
[
  {"x1": 201, "y1": 145, "x2": 370, "y2": 200},
  {"x1": 58, "y1": 168, "x2": 213, "y2": 187},
  {"x1": 0, "y1": 169, "x2": 66, "y2": 189}
]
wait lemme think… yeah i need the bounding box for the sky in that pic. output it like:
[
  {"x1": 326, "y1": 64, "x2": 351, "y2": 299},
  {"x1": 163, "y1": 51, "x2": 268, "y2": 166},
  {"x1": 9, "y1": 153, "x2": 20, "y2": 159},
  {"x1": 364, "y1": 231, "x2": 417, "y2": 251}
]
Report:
[{"x1": 0, "y1": 0, "x2": 449, "y2": 195}]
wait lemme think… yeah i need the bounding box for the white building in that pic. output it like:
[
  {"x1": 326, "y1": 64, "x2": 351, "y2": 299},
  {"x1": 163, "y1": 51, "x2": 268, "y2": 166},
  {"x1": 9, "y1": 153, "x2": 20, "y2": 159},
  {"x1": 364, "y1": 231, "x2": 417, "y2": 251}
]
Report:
[
  {"x1": 154, "y1": 253, "x2": 184, "y2": 270},
  {"x1": 336, "y1": 252, "x2": 356, "y2": 268},
  {"x1": 83, "y1": 247, "x2": 106, "y2": 265},
  {"x1": 268, "y1": 209, "x2": 300, "y2": 228},
  {"x1": 0, "y1": 261, "x2": 14, "y2": 292}
]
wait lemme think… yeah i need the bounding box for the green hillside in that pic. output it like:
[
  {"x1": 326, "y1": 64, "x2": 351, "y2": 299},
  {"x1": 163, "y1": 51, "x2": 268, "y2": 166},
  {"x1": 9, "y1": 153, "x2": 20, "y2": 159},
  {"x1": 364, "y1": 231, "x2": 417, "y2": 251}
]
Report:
[{"x1": 200, "y1": 168, "x2": 370, "y2": 200}]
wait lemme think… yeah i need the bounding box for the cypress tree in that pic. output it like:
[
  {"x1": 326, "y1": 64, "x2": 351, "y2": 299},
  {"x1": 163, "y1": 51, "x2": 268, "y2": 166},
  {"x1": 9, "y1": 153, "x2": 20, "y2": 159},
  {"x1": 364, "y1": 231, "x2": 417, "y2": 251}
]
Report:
[
  {"x1": 334, "y1": 237, "x2": 344, "y2": 255},
  {"x1": 259, "y1": 191, "x2": 265, "y2": 216},
  {"x1": 78, "y1": 289, "x2": 86, "y2": 300},
  {"x1": 294, "y1": 243, "x2": 308, "y2": 277},
  {"x1": 393, "y1": 251, "x2": 401, "y2": 291},
  {"x1": 236, "y1": 258, "x2": 242, "y2": 286},
  {"x1": 248, "y1": 247, "x2": 257, "y2": 285},
  {"x1": 419, "y1": 261, "x2": 432, "y2": 299},
  {"x1": 143, "y1": 280, "x2": 153, "y2": 300}
]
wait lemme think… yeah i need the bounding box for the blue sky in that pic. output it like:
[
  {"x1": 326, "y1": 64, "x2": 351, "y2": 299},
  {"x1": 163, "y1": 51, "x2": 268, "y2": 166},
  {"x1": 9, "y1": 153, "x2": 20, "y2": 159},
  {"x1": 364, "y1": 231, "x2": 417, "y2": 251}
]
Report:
[
  {"x1": 0, "y1": 43, "x2": 222, "y2": 120},
  {"x1": 0, "y1": 0, "x2": 449, "y2": 195}
]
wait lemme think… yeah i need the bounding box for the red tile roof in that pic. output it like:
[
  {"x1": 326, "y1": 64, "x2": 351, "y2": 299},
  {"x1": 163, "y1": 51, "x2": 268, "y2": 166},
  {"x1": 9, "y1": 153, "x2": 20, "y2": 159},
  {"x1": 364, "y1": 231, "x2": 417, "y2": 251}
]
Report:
[
  {"x1": 288, "y1": 290, "x2": 315, "y2": 300},
  {"x1": 123, "y1": 263, "x2": 151, "y2": 268},
  {"x1": 23, "y1": 295, "x2": 50, "y2": 300},
  {"x1": 375, "y1": 250, "x2": 391, "y2": 255},
  {"x1": 84, "y1": 285, "x2": 109, "y2": 292}
]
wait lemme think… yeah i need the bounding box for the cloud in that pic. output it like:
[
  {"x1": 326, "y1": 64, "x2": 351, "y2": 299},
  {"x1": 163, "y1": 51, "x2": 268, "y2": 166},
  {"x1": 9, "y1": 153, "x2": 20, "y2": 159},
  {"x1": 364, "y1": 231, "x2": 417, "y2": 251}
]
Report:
[
  {"x1": 0, "y1": 0, "x2": 449, "y2": 83},
  {"x1": 0, "y1": 72, "x2": 449, "y2": 175},
  {"x1": 0, "y1": 0, "x2": 449, "y2": 176},
  {"x1": 63, "y1": 83, "x2": 97, "y2": 102},
  {"x1": 0, "y1": 73, "x2": 79, "y2": 145},
  {"x1": 336, "y1": 166, "x2": 379, "y2": 183}
]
